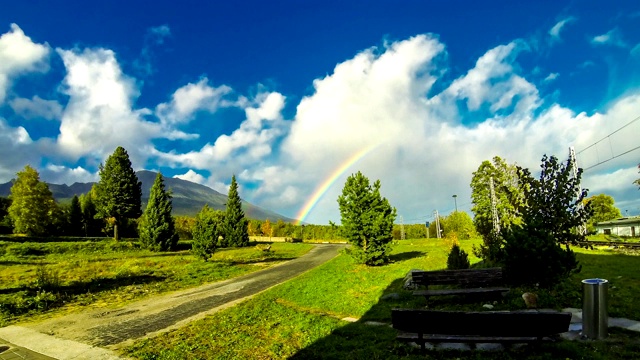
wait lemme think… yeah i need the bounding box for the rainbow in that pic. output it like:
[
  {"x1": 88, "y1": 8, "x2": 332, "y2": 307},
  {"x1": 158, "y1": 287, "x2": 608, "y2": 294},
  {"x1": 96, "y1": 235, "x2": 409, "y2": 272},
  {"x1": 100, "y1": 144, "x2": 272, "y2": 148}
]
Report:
[{"x1": 295, "y1": 144, "x2": 378, "y2": 224}]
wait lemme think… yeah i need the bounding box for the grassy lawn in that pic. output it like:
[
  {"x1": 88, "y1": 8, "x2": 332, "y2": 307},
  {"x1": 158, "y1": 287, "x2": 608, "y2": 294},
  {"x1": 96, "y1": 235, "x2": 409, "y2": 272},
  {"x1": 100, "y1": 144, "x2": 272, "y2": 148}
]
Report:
[
  {"x1": 124, "y1": 238, "x2": 640, "y2": 360},
  {"x1": 0, "y1": 240, "x2": 313, "y2": 325}
]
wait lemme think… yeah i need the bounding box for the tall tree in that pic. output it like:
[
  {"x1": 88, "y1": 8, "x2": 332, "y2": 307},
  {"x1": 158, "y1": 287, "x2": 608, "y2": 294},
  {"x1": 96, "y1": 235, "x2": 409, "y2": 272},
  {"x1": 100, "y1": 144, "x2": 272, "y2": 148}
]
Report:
[
  {"x1": 441, "y1": 211, "x2": 477, "y2": 240},
  {"x1": 502, "y1": 154, "x2": 591, "y2": 286},
  {"x1": 338, "y1": 171, "x2": 396, "y2": 265},
  {"x1": 635, "y1": 163, "x2": 640, "y2": 189},
  {"x1": 585, "y1": 194, "x2": 622, "y2": 232},
  {"x1": 261, "y1": 219, "x2": 272, "y2": 239},
  {"x1": 192, "y1": 205, "x2": 225, "y2": 261},
  {"x1": 0, "y1": 197, "x2": 12, "y2": 233},
  {"x1": 8, "y1": 165, "x2": 58, "y2": 236},
  {"x1": 68, "y1": 195, "x2": 83, "y2": 236},
  {"x1": 79, "y1": 192, "x2": 101, "y2": 236},
  {"x1": 223, "y1": 175, "x2": 249, "y2": 247},
  {"x1": 470, "y1": 156, "x2": 524, "y2": 261},
  {"x1": 93, "y1": 146, "x2": 142, "y2": 240},
  {"x1": 139, "y1": 172, "x2": 179, "y2": 251}
]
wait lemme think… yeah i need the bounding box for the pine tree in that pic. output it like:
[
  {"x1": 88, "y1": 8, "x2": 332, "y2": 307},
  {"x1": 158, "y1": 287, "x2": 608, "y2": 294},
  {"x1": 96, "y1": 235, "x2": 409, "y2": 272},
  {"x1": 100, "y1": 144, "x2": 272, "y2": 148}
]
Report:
[
  {"x1": 8, "y1": 165, "x2": 58, "y2": 236},
  {"x1": 224, "y1": 175, "x2": 249, "y2": 247},
  {"x1": 192, "y1": 205, "x2": 225, "y2": 261},
  {"x1": 68, "y1": 195, "x2": 83, "y2": 236},
  {"x1": 139, "y1": 172, "x2": 178, "y2": 251},
  {"x1": 93, "y1": 146, "x2": 142, "y2": 240},
  {"x1": 337, "y1": 171, "x2": 397, "y2": 265},
  {"x1": 79, "y1": 192, "x2": 101, "y2": 236}
]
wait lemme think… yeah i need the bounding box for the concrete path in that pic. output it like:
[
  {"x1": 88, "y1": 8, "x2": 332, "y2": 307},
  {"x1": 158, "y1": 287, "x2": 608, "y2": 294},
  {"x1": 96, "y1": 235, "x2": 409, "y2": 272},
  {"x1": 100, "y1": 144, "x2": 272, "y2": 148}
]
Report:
[{"x1": 0, "y1": 244, "x2": 343, "y2": 360}]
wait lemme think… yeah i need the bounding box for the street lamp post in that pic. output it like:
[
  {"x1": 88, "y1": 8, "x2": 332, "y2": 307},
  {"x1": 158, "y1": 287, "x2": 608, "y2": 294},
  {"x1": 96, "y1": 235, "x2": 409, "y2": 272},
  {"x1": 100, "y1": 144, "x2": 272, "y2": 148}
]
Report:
[{"x1": 452, "y1": 194, "x2": 458, "y2": 212}]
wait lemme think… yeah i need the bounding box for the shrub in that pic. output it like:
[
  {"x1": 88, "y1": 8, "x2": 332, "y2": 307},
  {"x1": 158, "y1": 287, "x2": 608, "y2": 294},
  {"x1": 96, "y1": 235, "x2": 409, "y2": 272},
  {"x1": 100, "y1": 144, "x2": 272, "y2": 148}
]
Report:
[{"x1": 447, "y1": 244, "x2": 470, "y2": 270}]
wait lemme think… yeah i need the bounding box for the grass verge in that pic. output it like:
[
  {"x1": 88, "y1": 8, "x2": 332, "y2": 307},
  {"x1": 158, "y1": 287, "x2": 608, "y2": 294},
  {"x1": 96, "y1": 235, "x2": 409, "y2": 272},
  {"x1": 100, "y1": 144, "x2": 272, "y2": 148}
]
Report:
[{"x1": 124, "y1": 238, "x2": 640, "y2": 359}]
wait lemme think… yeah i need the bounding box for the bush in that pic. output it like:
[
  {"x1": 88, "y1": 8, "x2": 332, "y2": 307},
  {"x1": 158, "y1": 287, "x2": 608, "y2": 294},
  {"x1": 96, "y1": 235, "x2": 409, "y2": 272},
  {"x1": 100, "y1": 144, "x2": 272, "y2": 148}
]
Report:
[
  {"x1": 447, "y1": 244, "x2": 470, "y2": 270},
  {"x1": 192, "y1": 205, "x2": 225, "y2": 261}
]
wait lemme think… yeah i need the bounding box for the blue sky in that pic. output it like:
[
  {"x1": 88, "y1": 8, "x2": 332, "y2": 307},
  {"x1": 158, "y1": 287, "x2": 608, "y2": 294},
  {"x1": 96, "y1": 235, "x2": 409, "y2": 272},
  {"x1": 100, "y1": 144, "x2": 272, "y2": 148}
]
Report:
[{"x1": 1, "y1": 1, "x2": 639, "y2": 224}]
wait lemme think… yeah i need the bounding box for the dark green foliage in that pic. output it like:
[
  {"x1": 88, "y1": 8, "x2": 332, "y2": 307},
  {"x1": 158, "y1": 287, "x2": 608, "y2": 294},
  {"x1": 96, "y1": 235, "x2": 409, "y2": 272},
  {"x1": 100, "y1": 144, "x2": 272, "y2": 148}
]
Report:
[
  {"x1": 8, "y1": 165, "x2": 59, "y2": 236},
  {"x1": 501, "y1": 154, "x2": 591, "y2": 287},
  {"x1": 67, "y1": 195, "x2": 83, "y2": 236},
  {"x1": 79, "y1": 193, "x2": 102, "y2": 236},
  {"x1": 446, "y1": 244, "x2": 470, "y2": 269},
  {"x1": 337, "y1": 171, "x2": 396, "y2": 265},
  {"x1": 223, "y1": 175, "x2": 249, "y2": 247},
  {"x1": 93, "y1": 146, "x2": 142, "y2": 240},
  {"x1": 192, "y1": 205, "x2": 225, "y2": 261},
  {"x1": 139, "y1": 172, "x2": 179, "y2": 251}
]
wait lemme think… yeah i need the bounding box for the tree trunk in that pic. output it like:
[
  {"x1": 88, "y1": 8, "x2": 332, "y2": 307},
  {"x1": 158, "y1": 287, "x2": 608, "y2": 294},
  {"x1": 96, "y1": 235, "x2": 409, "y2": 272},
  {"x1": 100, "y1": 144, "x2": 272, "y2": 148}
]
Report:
[{"x1": 114, "y1": 223, "x2": 119, "y2": 241}]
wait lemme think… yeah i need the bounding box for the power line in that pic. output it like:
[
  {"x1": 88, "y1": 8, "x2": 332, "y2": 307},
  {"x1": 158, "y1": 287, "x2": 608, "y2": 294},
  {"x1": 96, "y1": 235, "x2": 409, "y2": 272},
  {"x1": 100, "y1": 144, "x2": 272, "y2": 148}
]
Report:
[
  {"x1": 576, "y1": 114, "x2": 640, "y2": 156},
  {"x1": 583, "y1": 144, "x2": 640, "y2": 171}
]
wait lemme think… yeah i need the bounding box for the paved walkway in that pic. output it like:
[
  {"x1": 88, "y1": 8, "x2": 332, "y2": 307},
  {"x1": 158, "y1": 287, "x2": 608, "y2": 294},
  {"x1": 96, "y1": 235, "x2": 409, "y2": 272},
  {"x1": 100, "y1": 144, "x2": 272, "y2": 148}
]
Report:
[{"x1": 0, "y1": 244, "x2": 343, "y2": 360}]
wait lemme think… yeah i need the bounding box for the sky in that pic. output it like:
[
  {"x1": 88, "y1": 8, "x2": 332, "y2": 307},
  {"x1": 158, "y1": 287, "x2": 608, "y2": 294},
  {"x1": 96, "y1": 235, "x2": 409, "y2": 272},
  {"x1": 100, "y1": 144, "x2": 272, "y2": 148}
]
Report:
[{"x1": 1, "y1": 0, "x2": 639, "y2": 224}]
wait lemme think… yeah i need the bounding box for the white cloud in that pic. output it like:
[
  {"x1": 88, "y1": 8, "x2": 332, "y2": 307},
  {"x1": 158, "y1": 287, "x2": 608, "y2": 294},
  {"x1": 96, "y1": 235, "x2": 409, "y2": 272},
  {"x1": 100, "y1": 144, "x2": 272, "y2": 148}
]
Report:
[
  {"x1": 9, "y1": 95, "x2": 63, "y2": 120},
  {"x1": 444, "y1": 41, "x2": 540, "y2": 114},
  {"x1": 173, "y1": 169, "x2": 207, "y2": 185},
  {"x1": 54, "y1": 47, "x2": 199, "y2": 167},
  {"x1": 549, "y1": 16, "x2": 576, "y2": 41},
  {"x1": 155, "y1": 78, "x2": 232, "y2": 125},
  {"x1": 0, "y1": 24, "x2": 50, "y2": 103},
  {"x1": 155, "y1": 91, "x2": 287, "y2": 180},
  {"x1": 591, "y1": 28, "x2": 628, "y2": 47},
  {"x1": 544, "y1": 73, "x2": 559, "y2": 83},
  {"x1": 148, "y1": 25, "x2": 171, "y2": 44},
  {"x1": 0, "y1": 117, "x2": 56, "y2": 182},
  {"x1": 41, "y1": 164, "x2": 96, "y2": 184}
]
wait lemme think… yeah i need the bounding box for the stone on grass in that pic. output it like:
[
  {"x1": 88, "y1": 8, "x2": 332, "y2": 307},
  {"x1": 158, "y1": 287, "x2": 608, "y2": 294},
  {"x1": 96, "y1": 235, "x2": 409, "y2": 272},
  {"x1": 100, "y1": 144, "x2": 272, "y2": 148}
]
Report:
[
  {"x1": 482, "y1": 304, "x2": 494, "y2": 309},
  {"x1": 403, "y1": 269, "x2": 423, "y2": 290},
  {"x1": 522, "y1": 292, "x2": 538, "y2": 308}
]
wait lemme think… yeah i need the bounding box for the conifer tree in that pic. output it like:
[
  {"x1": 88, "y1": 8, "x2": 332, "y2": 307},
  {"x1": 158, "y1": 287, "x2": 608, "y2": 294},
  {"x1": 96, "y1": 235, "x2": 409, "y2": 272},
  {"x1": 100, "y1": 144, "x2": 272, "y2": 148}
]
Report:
[
  {"x1": 79, "y1": 192, "x2": 101, "y2": 236},
  {"x1": 68, "y1": 195, "x2": 83, "y2": 236},
  {"x1": 93, "y1": 146, "x2": 142, "y2": 240},
  {"x1": 139, "y1": 172, "x2": 178, "y2": 251},
  {"x1": 224, "y1": 175, "x2": 249, "y2": 247},
  {"x1": 8, "y1": 165, "x2": 58, "y2": 236},
  {"x1": 338, "y1": 171, "x2": 396, "y2": 265},
  {"x1": 192, "y1": 205, "x2": 225, "y2": 260}
]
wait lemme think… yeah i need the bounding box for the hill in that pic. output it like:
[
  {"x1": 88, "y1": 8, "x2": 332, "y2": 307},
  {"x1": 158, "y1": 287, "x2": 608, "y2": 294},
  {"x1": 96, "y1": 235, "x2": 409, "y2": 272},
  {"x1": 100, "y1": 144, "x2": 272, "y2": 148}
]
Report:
[{"x1": 0, "y1": 170, "x2": 297, "y2": 222}]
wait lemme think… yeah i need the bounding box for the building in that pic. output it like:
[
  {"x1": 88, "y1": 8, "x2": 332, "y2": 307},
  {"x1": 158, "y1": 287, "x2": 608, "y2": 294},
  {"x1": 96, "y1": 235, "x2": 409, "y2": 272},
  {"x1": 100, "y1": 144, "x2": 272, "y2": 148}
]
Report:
[{"x1": 595, "y1": 217, "x2": 640, "y2": 237}]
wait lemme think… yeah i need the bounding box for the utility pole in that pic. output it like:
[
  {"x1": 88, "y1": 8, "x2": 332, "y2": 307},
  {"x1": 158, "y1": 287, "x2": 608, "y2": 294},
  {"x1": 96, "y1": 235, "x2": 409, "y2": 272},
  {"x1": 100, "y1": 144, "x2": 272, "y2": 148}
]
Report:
[
  {"x1": 399, "y1": 215, "x2": 405, "y2": 240},
  {"x1": 452, "y1": 194, "x2": 458, "y2": 212},
  {"x1": 490, "y1": 177, "x2": 500, "y2": 235},
  {"x1": 434, "y1": 210, "x2": 442, "y2": 239},
  {"x1": 570, "y1": 147, "x2": 587, "y2": 236}
]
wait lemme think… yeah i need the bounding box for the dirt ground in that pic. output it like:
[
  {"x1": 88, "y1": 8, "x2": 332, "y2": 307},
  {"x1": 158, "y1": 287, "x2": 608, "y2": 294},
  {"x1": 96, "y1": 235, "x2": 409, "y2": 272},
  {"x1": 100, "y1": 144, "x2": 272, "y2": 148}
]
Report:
[{"x1": 21, "y1": 244, "x2": 343, "y2": 351}]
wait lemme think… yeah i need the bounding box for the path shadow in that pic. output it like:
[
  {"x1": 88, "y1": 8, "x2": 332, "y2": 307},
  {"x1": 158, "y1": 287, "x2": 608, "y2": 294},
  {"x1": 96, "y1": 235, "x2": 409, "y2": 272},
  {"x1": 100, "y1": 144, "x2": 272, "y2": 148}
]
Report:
[{"x1": 223, "y1": 257, "x2": 297, "y2": 266}]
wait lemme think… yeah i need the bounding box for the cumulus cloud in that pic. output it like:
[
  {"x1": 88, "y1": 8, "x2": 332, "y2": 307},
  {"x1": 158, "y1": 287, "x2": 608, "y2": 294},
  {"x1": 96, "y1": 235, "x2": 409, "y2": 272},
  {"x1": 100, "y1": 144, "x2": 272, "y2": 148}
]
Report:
[
  {"x1": 173, "y1": 169, "x2": 207, "y2": 185},
  {"x1": 591, "y1": 28, "x2": 628, "y2": 47},
  {"x1": 55, "y1": 47, "x2": 170, "y2": 166},
  {"x1": 0, "y1": 117, "x2": 56, "y2": 182},
  {"x1": 41, "y1": 164, "x2": 96, "y2": 184},
  {"x1": 155, "y1": 91, "x2": 287, "y2": 181},
  {"x1": 9, "y1": 95, "x2": 63, "y2": 120},
  {"x1": 0, "y1": 24, "x2": 50, "y2": 103},
  {"x1": 155, "y1": 78, "x2": 232, "y2": 126}
]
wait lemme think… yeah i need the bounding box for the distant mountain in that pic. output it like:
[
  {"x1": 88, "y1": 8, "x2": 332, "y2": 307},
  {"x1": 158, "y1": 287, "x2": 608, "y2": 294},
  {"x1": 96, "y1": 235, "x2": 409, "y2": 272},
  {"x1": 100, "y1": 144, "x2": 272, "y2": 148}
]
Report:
[{"x1": 0, "y1": 170, "x2": 297, "y2": 222}]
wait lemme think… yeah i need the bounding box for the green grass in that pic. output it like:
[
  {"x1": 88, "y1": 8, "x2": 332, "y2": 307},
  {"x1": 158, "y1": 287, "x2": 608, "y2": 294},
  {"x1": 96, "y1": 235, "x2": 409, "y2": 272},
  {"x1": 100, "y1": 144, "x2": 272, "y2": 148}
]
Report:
[
  {"x1": 0, "y1": 240, "x2": 313, "y2": 325},
  {"x1": 123, "y1": 238, "x2": 640, "y2": 360}
]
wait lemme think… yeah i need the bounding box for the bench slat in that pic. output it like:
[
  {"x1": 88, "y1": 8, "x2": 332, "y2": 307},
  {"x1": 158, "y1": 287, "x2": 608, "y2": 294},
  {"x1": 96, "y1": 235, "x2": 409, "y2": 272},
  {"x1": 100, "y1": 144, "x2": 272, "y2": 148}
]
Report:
[
  {"x1": 392, "y1": 309, "x2": 571, "y2": 338},
  {"x1": 413, "y1": 287, "x2": 509, "y2": 297},
  {"x1": 396, "y1": 332, "x2": 547, "y2": 343}
]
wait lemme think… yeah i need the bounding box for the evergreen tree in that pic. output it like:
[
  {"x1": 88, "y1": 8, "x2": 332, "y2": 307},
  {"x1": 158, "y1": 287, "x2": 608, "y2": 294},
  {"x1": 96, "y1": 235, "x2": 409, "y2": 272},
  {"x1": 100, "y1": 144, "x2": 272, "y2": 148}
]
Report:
[
  {"x1": 0, "y1": 197, "x2": 12, "y2": 234},
  {"x1": 68, "y1": 195, "x2": 83, "y2": 236},
  {"x1": 338, "y1": 171, "x2": 396, "y2": 265},
  {"x1": 79, "y1": 192, "x2": 101, "y2": 236},
  {"x1": 192, "y1": 205, "x2": 225, "y2": 261},
  {"x1": 224, "y1": 175, "x2": 249, "y2": 247},
  {"x1": 8, "y1": 165, "x2": 58, "y2": 236},
  {"x1": 502, "y1": 154, "x2": 591, "y2": 286},
  {"x1": 139, "y1": 172, "x2": 178, "y2": 251},
  {"x1": 93, "y1": 146, "x2": 142, "y2": 240}
]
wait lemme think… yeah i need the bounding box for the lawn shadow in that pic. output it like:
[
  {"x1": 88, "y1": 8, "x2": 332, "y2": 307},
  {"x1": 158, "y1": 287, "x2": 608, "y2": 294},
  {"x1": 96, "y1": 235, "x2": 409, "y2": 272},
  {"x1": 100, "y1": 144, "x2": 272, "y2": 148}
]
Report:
[
  {"x1": 388, "y1": 251, "x2": 427, "y2": 263},
  {"x1": 222, "y1": 257, "x2": 297, "y2": 266},
  {"x1": 57, "y1": 274, "x2": 167, "y2": 295}
]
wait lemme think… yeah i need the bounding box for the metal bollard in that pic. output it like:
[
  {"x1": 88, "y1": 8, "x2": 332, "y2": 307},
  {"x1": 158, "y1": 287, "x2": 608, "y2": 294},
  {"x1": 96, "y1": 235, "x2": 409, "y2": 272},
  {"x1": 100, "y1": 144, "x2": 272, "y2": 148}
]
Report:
[{"x1": 581, "y1": 278, "x2": 608, "y2": 339}]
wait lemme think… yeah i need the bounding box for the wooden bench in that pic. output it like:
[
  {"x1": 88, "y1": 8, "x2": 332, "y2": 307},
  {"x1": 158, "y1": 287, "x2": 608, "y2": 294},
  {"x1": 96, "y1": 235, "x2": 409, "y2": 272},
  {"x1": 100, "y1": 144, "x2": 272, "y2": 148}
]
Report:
[
  {"x1": 392, "y1": 309, "x2": 572, "y2": 351},
  {"x1": 411, "y1": 267, "x2": 509, "y2": 301}
]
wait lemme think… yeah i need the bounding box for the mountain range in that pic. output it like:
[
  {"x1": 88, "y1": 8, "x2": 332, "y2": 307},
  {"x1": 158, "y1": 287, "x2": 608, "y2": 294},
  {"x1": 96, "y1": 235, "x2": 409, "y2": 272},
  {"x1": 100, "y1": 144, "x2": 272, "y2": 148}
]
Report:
[{"x1": 0, "y1": 170, "x2": 297, "y2": 222}]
